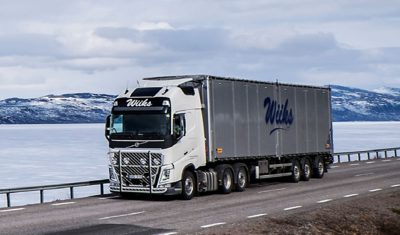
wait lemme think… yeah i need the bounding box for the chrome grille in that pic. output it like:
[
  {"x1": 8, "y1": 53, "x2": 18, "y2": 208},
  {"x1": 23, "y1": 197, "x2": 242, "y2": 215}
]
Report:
[{"x1": 111, "y1": 151, "x2": 162, "y2": 188}]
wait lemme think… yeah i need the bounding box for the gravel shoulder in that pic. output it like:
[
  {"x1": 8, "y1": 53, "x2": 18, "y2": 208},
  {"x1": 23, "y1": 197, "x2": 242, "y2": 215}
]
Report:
[{"x1": 197, "y1": 188, "x2": 400, "y2": 235}]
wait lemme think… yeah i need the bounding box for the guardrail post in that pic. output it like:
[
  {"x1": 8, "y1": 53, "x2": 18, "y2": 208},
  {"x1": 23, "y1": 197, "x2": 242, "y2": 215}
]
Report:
[
  {"x1": 367, "y1": 152, "x2": 370, "y2": 160},
  {"x1": 6, "y1": 192, "x2": 11, "y2": 208},
  {"x1": 395, "y1": 149, "x2": 398, "y2": 157},
  {"x1": 40, "y1": 190, "x2": 44, "y2": 204},
  {"x1": 100, "y1": 183, "x2": 104, "y2": 195},
  {"x1": 376, "y1": 151, "x2": 379, "y2": 159},
  {"x1": 358, "y1": 153, "x2": 361, "y2": 161},
  {"x1": 337, "y1": 155, "x2": 341, "y2": 163},
  {"x1": 347, "y1": 154, "x2": 351, "y2": 162},
  {"x1": 70, "y1": 187, "x2": 74, "y2": 199},
  {"x1": 384, "y1": 151, "x2": 387, "y2": 159}
]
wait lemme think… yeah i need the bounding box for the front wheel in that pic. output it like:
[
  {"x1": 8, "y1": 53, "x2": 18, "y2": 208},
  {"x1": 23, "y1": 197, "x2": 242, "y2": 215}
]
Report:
[{"x1": 181, "y1": 171, "x2": 195, "y2": 200}]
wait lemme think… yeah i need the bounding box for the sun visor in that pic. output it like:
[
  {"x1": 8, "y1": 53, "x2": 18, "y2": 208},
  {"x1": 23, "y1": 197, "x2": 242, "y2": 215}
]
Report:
[{"x1": 140, "y1": 78, "x2": 193, "y2": 87}]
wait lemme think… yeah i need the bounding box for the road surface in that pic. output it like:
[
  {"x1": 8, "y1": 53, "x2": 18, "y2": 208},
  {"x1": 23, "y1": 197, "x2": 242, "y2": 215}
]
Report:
[{"x1": 1, "y1": 158, "x2": 399, "y2": 235}]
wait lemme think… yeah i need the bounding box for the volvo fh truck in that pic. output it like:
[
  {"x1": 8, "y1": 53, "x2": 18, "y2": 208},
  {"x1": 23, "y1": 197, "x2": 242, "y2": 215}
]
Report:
[{"x1": 105, "y1": 75, "x2": 333, "y2": 200}]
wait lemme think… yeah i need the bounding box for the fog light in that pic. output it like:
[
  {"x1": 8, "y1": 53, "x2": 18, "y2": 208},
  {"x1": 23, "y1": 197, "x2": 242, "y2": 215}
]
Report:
[{"x1": 152, "y1": 158, "x2": 161, "y2": 165}]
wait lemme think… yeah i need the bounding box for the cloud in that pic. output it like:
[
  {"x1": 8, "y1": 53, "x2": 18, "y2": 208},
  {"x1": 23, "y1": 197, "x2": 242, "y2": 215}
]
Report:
[
  {"x1": 0, "y1": 0, "x2": 400, "y2": 99},
  {"x1": 0, "y1": 34, "x2": 63, "y2": 57}
]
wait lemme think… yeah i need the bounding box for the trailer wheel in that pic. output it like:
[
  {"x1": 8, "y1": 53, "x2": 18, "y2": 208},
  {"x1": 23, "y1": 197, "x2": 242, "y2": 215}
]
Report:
[
  {"x1": 313, "y1": 157, "x2": 325, "y2": 178},
  {"x1": 291, "y1": 160, "x2": 301, "y2": 183},
  {"x1": 220, "y1": 167, "x2": 234, "y2": 194},
  {"x1": 233, "y1": 164, "x2": 248, "y2": 192},
  {"x1": 301, "y1": 159, "x2": 311, "y2": 181},
  {"x1": 181, "y1": 171, "x2": 195, "y2": 200}
]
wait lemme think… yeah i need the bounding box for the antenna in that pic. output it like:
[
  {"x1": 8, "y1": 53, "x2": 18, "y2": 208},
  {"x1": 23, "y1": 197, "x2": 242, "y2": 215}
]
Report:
[{"x1": 124, "y1": 81, "x2": 129, "y2": 94}]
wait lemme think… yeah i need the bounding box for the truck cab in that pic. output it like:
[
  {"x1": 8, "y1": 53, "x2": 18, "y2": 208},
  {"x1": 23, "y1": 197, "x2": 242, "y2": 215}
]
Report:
[{"x1": 105, "y1": 77, "x2": 206, "y2": 198}]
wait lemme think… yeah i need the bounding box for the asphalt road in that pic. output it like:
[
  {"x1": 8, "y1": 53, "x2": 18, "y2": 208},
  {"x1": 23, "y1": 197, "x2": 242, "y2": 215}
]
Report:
[{"x1": 1, "y1": 158, "x2": 399, "y2": 235}]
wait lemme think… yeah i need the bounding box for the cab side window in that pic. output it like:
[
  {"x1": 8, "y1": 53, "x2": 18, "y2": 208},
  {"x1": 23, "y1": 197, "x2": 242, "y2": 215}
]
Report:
[{"x1": 173, "y1": 114, "x2": 186, "y2": 139}]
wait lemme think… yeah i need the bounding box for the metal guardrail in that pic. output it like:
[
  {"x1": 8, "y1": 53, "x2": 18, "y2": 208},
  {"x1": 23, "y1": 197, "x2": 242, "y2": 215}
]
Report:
[
  {"x1": 0, "y1": 179, "x2": 109, "y2": 208},
  {"x1": 334, "y1": 147, "x2": 399, "y2": 163}
]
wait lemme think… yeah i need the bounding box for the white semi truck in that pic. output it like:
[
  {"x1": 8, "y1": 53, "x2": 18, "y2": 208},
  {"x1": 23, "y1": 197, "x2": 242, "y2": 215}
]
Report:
[{"x1": 105, "y1": 75, "x2": 333, "y2": 199}]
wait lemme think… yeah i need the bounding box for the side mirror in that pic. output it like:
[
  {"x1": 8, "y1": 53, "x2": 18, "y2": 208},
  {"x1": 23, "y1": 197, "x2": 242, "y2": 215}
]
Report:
[{"x1": 105, "y1": 115, "x2": 111, "y2": 140}]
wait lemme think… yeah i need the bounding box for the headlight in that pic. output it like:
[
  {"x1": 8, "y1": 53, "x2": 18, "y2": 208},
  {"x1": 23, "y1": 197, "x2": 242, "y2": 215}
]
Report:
[
  {"x1": 161, "y1": 169, "x2": 171, "y2": 182},
  {"x1": 123, "y1": 157, "x2": 130, "y2": 165}
]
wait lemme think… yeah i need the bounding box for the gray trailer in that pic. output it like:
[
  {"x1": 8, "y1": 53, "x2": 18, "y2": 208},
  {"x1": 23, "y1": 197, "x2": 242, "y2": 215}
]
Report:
[
  {"x1": 204, "y1": 76, "x2": 333, "y2": 162},
  {"x1": 106, "y1": 75, "x2": 333, "y2": 199}
]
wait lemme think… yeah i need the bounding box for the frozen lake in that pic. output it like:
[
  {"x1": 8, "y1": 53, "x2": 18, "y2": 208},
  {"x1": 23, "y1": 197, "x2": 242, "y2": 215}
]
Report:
[{"x1": 1, "y1": 122, "x2": 399, "y2": 207}]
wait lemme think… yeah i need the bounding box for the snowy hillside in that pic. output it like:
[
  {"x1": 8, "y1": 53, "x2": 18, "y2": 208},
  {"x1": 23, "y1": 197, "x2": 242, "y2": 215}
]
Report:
[
  {"x1": 0, "y1": 85, "x2": 399, "y2": 124},
  {"x1": 0, "y1": 93, "x2": 115, "y2": 124},
  {"x1": 331, "y1": 85, "x2": 400, "y2": 121}
]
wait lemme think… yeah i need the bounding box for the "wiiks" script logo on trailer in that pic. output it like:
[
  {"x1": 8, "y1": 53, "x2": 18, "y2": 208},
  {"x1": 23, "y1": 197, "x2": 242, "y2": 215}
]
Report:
[{"x1": 264, "y1": 97, "x2": 294, "y2": 135}]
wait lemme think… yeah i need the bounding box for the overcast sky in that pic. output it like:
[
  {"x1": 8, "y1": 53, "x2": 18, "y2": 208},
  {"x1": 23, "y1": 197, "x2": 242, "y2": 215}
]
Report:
[{"x1": 0, "y1": 0, "x2": 399, "y2": 99}]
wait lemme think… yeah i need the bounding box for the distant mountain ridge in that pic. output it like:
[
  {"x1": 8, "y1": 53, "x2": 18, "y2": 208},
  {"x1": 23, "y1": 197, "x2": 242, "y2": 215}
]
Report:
[
  {"x1": 0, "y1": 86, "x2": 399, "y2": 124},
  {"x1": 331, "y1": 85, "x2": 400, "y2": 121},
  {"x1": 0, "y1": 93, "x2": 115, "y2": 124}
]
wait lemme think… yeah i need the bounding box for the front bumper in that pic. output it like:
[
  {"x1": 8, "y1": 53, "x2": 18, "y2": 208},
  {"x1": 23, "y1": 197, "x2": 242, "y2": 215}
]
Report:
[{"x1": 110, "y1": 181, "x2": 182, "y2": 196}]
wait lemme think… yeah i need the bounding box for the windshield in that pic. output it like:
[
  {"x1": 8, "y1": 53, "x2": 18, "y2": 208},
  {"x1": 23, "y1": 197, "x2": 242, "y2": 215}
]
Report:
[{"x1": 111, "y1": 113, "x2": 171, "y2": 137}]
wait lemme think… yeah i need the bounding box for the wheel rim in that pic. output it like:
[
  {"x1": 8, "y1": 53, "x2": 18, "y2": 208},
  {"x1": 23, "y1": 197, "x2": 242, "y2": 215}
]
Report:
[
  {"x1": 304, "y1": 163, "x2": 310, "y2": 178},
  {"x1": 294, "y1": 165, "x2": 300, "y2": 179},
  {"x1": 224, "y1": 170, "x2": 232, "y2": 189},
  {"x1": 184, "y1": 177, "x2": 194, "y2": 196},
  {"x1": 237, "y1": 169, "x2": 246, "y2": 188},
  {"x1": 318, "y1": 162, "x2": 324, "y2": 175}
]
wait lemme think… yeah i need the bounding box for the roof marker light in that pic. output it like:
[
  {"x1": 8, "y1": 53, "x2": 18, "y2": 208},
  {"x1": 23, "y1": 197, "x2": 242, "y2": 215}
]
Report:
[{"x1": 162, "y1": 100, "x2": 170, "y2": 106}]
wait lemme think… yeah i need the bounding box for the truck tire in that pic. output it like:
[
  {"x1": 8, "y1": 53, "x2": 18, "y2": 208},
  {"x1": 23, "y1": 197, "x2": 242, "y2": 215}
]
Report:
[
  {"x1": 291, "y1": 160, "x2": 301, "y2": 183},
  {"x1": 313, "y1": 157, "x2": 325, "y2": 178},
  {"x1": 233, "y1": 164, "x2": 248, "y2": 192},
  {"x1": 301, "y1": 159, "x2": 311, "y2": 181},
  {"x1": 181, "y1": 171, "x2": 196, "y2": 200},
  {"x1": 220, "y1": 167, "x2": 234, "y2": 194}
]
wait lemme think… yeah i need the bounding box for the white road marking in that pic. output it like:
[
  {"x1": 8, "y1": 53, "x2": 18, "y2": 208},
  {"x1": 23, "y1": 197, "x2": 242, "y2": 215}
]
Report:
[
  {"x1": 369, "y1": 188, "x2": 382, "y2": 192},
  {"x1": 355, "y1": 173, "x2": 375, "y2": 177},
  {"x1": 330, "y1": 165, "x2": 339, "y2": 168},
  {"x1": 157, "y1": 232, "x2": 177, "y2": 235},
  {"x1": 317, "y1": 199, "x2": 333, "y2": 203},
  {"x1": 98, "y1": 196, "x2": 120, "y2": 200},
  {"x1": 343, "y1": 194, "x2": 359, "y2": 198},
  {"x1": 247, "y1": 213, "x2": 267, "y2": 218},
  {"x1": 258, "y1": 188, "x2": 286, "y2": 194},
  {"x1": 382, "y1": 160, "x2": 392, "y2": 162},
  {"x1": 391, "y1": 184, "x2": 400, "y2": 188},
  {"x1": 397, "y1": 158, "x2": 400, "y2": 161},
  {"x1": 366, "y1": 161, "x2": 375, "y2": 164},
  {"x1": 51, "y1": 202, "x2": 76, "y2": 206},
  {"x1": 350, "y1": 163, "x2": 360, "y2": 166},
  {"x1": 201, "y1": 222, "x2": 226, "y2": 228},
  {"x1": 99, "y1": 211, "x2": 145, "y2": 220},
  {"x1": 284, "y1": 206, "x2": 302, "y2": 211},
  {"x1": 0, "y1": 208, "x2": 25, "y2": 213}
]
